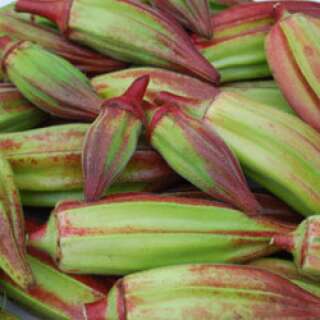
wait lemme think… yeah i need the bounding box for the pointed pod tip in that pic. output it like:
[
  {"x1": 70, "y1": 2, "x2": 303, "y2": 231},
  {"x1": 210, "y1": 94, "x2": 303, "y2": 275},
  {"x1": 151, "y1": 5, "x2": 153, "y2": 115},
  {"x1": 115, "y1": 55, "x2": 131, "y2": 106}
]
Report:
[
  {"x1": 123, "y1": 75, "x2": 150, "y2": 104},
  {"x1": 15, "y1": 0, "x2": 71, "y2": 31}
]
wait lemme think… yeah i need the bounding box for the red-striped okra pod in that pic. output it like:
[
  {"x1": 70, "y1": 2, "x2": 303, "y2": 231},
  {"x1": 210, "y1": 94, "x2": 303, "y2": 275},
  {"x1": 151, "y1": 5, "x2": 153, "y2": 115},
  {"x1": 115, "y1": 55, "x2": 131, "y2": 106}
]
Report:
[
  {"x1": 27, "y1": 194, "x2": 293, "y2": 275},
  {"x1": 15, "y1": 0, "x2": 219, "y2": 83},
  {"x1": 0, "y1": 124, "x2": 177, "y2": 204},
  {"x1": 0, "y1": 13, "x2": 127, "y2": 75},
  {"x1": 85, "y1": 263, "x2": 320, "y2": 319}
]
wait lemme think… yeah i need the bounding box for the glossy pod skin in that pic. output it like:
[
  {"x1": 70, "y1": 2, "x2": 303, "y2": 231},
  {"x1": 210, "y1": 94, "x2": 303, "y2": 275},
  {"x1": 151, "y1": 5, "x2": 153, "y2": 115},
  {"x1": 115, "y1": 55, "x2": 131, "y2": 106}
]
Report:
[
  {"x1": 0, "y1": 83, "x2": 46, "y2": 132},
  {"x1": 16, "y1": 0, "x2": 219, "y2": 84},
  {"x1": 27, "y1": 194, "x2": 293, "y2": 275},
  {"x1": 86, "y1": 263, "x2": 320, "y2": 320},
  {"x1": 0, "y1": 124, "x2": 177, "y2": 193}
]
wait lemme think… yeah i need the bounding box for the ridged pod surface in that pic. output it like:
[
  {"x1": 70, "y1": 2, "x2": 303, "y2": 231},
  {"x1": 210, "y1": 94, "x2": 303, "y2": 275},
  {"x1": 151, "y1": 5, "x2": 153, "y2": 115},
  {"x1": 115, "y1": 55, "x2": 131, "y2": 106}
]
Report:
[
  {"x1": 0, "y1": 37, "x2": 102, "y2": 120},
  {"x1": 266, "y1": 12, "x2": 320, "y2": 132},
  {"x1": 27, "y1": 194, "x2": 292, "y2": 275},
  {"x1": 0, "y1": 124, "x2": 177, "y2": 193},
  {"x1": 149, "y1": 0, "x2": 212, "y2": 38},
  {"x1": 16, "y1": 0, "x2": 219, "y2": 83},
  {"x1": 201, "y1": 92, "x2": 320, "y2": 216},
  {"x1": 0, "y1": 250, "x2": 107, "y2": 320},
  {"x1": 0, "y1": 13, "x2": 127, "y2": 74},
  {"x1": 86, "y1": 263, "x2": 320, "y2": 320},
  {"x1": 83, "y1": 76, "x2": 149, "y2": 201},
  {"x1": 145, "y1": 100, "x2": 260, "y2": 214},
  {"x1": 0, "y1": 83, "x2": 46, "y2": 132}
]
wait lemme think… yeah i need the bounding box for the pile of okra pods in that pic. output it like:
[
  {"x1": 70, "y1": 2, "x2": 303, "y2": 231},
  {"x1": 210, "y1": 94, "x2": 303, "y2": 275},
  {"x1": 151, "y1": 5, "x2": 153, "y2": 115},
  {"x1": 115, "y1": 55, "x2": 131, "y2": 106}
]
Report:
[{"x1": 0, "y1": 0, "x2": 320, "y2": 319}]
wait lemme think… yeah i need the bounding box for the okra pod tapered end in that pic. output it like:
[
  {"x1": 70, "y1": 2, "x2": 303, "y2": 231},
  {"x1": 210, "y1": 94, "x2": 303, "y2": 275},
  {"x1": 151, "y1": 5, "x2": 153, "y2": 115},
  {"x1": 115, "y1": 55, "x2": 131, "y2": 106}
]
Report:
[
  {"x1": 15, "y1": 0, "x2": 71, "y2": 31},
  {"x1": 83, "y1": 76, "x2": 149, "y2": 202},
  {"x1": 16, "y1": 0, "x2": 220, "y2": 84},
  {"x1": 0, "y1": 36, "x2": 102, "y2": 120},
  {"x1": 0, "y1": 13, "x2": 127, "y2": 75},
  {"x1": 145, "y1": 95, "x2": 261, "y2": 214}
]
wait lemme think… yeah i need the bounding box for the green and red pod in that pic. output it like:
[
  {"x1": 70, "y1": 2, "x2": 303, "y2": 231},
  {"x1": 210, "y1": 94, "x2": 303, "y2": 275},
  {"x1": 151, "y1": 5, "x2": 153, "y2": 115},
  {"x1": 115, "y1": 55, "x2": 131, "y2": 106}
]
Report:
[
  {"x1": 0, "y1": 202, "x2": 33, "y2": 290},
  {"x1": 83, "y1": 76, "x2": 149, "y2": 201},
  {"x1": 0, "y1": 249, "x2": 111, "y2": 320},
  {"x1": 145, "y1": 99, "x2": 260, "y2": 214},
  {"x1": 195, "y1": 2, "x2": 320, "y2": 82},
  {"x1": 15, "y1": 0, "x2": 219, "y2": 83},
  {"x1": 200, "y1": 91, "x2": 320, "y2": 216},
  {"x1": 92, "y1": 68, "x2": 292, "y2": 114},
  {"x1": 0, "y1": 153, "x2": 25, "y2": 252},
  {"x1": 149, "y1": 0, "x2": 212, "y2": 38},
  {"x1": 86, "y1": 263, "x2": 320, "y2": 320},
  {"x1": 0, "y1": 83, "x2": 47, "y2": 132},
  {"x1": 0, "y1": 14, "x2": 127, "y2": 75},
  {"x1": 0, "y1": 124, "x2": 177, "y2": 195},
  {"x1": 167, "y1": 189, "x2": 302, "y2": 224},
  {"x1": 266, "y1": 10, "x2": 320, "y2": 132},
  {"x1": 92, "y1": 67, "x2": 218, "y2": 118},
  {"x1": 0, "y1": 153, "x2": 33, "y2": 289},
  {"x1": 222, "y1": 80, "x2": 294, "y2": 114},
  {"x1": 211, "y1": 2, "x2": 320, "y2": 40},
  {"x1": 27, "y1": 194, "x2": 292, "y2": 275},
  {"x1": 0, "y1": 37, "x2": 102, "y2": 120}
]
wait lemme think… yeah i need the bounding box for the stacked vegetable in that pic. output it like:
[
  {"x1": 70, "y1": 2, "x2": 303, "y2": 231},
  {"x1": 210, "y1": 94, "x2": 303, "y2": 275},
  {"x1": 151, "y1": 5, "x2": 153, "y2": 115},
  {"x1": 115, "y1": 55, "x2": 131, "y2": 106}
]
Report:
[{"x1": 0, "y1": 0, "x2": 320, "y2": 319}]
